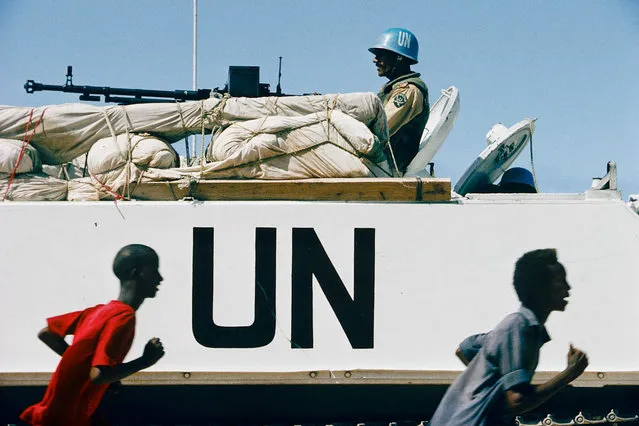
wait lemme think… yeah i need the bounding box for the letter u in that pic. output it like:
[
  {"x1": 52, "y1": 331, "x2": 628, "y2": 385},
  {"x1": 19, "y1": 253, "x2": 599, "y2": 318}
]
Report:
[{"x1": 192, "y1": 227, "x2": 277, "y2": 348}]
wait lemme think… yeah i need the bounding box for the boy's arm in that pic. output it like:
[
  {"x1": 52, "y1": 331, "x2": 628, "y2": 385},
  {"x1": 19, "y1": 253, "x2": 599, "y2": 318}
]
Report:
[
  {"x1": 89, "y1": 337, "x2": 164, "y2": 385},
  {"x1": 455, "y1": 347, "x2": 471, "y2": 366},
  {"x1": 38, "y1": 309, "x2": 85, "y2": 356},
  {"x1": 504, "y1": 344, "x2": 588, "y2": 415},
  {"x1": 455, "y1": 333, "x2": 487, "y2": 366},
  {"x1": 38, "y1": 327, "x2": 69, "y2": 357}
]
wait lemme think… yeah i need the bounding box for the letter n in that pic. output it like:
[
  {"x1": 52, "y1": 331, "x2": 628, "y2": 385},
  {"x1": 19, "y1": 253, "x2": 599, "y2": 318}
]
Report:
[
  {"x1": 398, "y1": 31, "x2": 411, "y2": 48},
  {"x1": 291, "y1": 228, "x2": 375, "y2": 349},
  {"x1": 192, "y1": 227, "x2": 276, "y2": 348}
]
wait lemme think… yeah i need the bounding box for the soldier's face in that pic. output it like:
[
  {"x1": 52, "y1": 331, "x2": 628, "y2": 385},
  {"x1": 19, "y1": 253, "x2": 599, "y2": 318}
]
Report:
[{"x1": 373, "y1": 51, "x2": 397, "y2": 78}]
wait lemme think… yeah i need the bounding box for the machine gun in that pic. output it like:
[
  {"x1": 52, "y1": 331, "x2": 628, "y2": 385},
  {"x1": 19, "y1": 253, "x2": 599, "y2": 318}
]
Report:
[
  {"x1": 24, "y1": 59, "x2": 299, "y2": 105},
  {"x1": 24, "y1": 66, "x2": 212, "y2": 105}
]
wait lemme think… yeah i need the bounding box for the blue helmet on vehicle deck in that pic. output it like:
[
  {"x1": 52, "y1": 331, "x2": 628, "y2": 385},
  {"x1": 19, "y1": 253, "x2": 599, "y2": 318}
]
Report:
[
  {"x1": 369, "y1": 28, "x2": 419, "y2": 64},
  {"x1": 499, "y1": 167, "x2": 537, "y2": 193}
]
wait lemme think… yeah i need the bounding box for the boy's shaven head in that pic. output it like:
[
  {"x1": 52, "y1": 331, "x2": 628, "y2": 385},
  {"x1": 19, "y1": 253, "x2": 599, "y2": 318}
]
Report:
[
  {"x1": 113, "y1": 244, "x2": 158, "y2": 281},
  {"x1": 513, "y1": 248, "x2": 564, "y2": 307}
]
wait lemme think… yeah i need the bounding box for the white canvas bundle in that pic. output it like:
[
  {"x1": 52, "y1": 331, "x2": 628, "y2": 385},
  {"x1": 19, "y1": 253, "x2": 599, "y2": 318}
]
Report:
[
  {"x1": 42, "y1": 155, "x2": 88, "y2": 180},
  {"x1": 0, "y1": 138, "x2": 41, "y2": 174},
  {"x1": 0, "y1": 173, "x2": 67, "y2": 201},
  {"x1": 65, "y1": 109, "x2": 390, "y2": 198},
  {"x1": 220, "y1": 93, "x2": 388, "y2": 143},
  {"x1": 86, "y1": 133, "x2": 178, "y2": 196},
  {"x1": 0, "y1": 101, "x2": 217, "y2": 164},
  {"x1": 202, "y1": 110, "x2": 388, "y2": 179},
  {"x1": 0, "y1": 93, "x2": 387, "y2": 165},
  {"x1": 66, "y1": 177, "x2": 110, "y2": 201}
]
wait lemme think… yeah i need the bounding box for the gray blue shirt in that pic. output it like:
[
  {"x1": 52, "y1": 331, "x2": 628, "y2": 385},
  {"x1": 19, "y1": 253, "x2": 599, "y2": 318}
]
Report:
[{"x1": 428, "y1": 306, "x2": 550, "y2": 426}]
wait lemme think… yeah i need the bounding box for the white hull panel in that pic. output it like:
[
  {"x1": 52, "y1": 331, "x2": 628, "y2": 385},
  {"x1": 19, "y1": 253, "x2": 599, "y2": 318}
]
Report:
[{"x1": 1, "y1": 195, "x2": 638, "y2": 378}]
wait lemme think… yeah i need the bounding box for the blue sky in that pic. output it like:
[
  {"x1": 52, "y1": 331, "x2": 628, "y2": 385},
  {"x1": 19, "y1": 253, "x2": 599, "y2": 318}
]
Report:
[{"x1": 1, "y1": 0, "x2": 638, "y2": 195}]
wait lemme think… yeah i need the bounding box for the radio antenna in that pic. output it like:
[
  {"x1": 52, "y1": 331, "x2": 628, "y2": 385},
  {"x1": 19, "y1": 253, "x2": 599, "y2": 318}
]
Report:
[{"x1": 276, "y1": 56, "x2": 282, "y2": 96}]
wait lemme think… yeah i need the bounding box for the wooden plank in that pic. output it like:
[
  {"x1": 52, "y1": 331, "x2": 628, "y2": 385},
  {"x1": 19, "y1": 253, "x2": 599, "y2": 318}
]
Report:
[
  {"x1": 129, "y1": 180, "x2": 191, "y2": 201},
  {"x1": 2, "y1": 370, "x2": 637, "y2": 387},
  {"x1": 130, "y1": 178, "x2": 451, "y2": 202}
]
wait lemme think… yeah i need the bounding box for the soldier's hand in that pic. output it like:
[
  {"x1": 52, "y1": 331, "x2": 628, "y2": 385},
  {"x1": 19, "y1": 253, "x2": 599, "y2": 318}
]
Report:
[
  {"x1": 565, "y1": 344, "x2": 588, "y2": 381},
  {"x1": 142, "y1": 337, "x2": 165, "y2": 365}
]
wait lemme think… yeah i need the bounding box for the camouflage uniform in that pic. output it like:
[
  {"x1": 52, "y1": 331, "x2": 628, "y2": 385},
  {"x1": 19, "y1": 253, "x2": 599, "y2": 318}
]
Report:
[{"x1": 377, "y1": 72, "x2": 429, "y2": 174}]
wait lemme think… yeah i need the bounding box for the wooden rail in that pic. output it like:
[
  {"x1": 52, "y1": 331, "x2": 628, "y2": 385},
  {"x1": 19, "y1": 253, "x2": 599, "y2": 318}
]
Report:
[
  {"x1": 2, "y1": 370, "x2": 637, "y2": 387},
  {"x1": 129, "y1": 178, "x2": 451, "y2": 202}
]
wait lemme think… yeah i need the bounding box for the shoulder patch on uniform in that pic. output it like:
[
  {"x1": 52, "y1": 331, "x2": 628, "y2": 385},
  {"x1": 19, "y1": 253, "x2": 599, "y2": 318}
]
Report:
[{"x1": 392, "y1": 93, "x2": 407, "y2": 108}]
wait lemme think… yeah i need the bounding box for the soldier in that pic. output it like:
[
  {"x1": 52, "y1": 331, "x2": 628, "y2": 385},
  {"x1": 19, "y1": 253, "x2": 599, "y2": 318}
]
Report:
[{"x1": 369, "y1": 28, "x2": 430, "y2": 175}]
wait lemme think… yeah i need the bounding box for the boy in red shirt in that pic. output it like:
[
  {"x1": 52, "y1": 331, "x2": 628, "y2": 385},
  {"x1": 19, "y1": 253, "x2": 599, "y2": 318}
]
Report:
[{"x1": 21, "y1": 244, "x2": 166, "y2": 426}]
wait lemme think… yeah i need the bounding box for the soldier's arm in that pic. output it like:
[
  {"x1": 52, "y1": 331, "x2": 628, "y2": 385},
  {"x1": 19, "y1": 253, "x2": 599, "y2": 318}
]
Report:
[{"x1": 384, "y1": 84, "x2": 424, "y2": 136}]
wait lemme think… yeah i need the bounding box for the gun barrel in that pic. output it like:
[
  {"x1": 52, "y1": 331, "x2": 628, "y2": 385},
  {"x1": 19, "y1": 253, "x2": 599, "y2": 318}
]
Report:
[
  {"x1": 24, "y1": 79, "x2": 212, "y2": 103},
  {"x1": 23, "y1": 64, "x2": 305, "y2": 104},
  {"x1": 24, "y1": 80, "x2": 66, "y2": 94}
]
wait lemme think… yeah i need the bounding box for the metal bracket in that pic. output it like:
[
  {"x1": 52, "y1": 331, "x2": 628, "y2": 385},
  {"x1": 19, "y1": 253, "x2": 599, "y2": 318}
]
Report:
[
  {"x1": 516, "y1": 409, "x2": 639, "y2": 425},
  {"x1": 591, "y1": 161, "x2": 617, "y2": 191}
]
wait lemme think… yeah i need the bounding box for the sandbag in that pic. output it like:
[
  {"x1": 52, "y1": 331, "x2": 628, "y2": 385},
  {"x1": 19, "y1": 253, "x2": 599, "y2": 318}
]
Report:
[
  {"x1": 86, "y1": 133, "x2": 178, "y2": 196},
  {"x1": 0, "y1": 138, "x2": 41, "y2": 174},
  {"x1": 220, "y1": 93, "x2": 388, "y2": 144},
  {"x1": 0, "y1": 101, "x2": 216, "y2": 164},
  {"x1": 42, "y1": 155, "x2": 88, "y2": 180},
  {"x1": 66, "y1": 177, "x2": 113, "y2": 201},
  {"x1": 0, "y1": 173, "x2": 66, "y2": 201},
  {"x1": 0, "y1": 93, "x2": 388, "y2": 164},
  {"x1": 70, "y1": 110, "x2": 390, "y2": 199},
  {"x1": 202, "y1": 110, "x2": 388, "y2": 179}
]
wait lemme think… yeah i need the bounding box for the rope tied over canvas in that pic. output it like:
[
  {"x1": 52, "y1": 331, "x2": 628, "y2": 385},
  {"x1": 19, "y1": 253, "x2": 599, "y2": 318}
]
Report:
[
  {"x1": 2, "y1": 107, "x2": 47, "y2": 201},
  {"x1": 203, "y1": 94, "x2": 230, "y2": 129},
  {"x1": 174, "y1": 101, "x2": 189, "y2": 135}
]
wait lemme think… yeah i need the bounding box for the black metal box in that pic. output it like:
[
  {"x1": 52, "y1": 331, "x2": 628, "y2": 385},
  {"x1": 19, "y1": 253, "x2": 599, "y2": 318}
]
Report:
[{"x1": 228, "y1": 66, "x2": 260, "y2": 97}]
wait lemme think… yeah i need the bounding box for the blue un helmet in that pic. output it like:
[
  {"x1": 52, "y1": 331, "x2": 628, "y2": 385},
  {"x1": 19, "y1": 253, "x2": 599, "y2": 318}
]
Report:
[
  {"x1": 499, "y1": 167, "x2": 537, "y2": 193},
  {"x1": 369, "y1": 28, "x2": 419, "y2": 64}
]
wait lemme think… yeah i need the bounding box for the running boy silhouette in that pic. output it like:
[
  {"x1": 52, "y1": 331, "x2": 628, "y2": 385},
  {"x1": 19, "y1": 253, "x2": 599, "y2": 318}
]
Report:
[
  {"x1": 21, "y1": 244, "x2": 166, "y2": 426},
  {"x1": 429, "y1": 248, "x2": 589, "y2": 425}
]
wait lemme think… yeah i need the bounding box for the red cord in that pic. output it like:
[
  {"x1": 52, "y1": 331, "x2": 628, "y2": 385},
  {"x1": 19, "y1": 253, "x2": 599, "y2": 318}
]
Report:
[
  {"x1": 87, "y1": 168, "x2": 125, "y2": 202},
  {"x1": 2, "y1": 108, "x2": 47, "y2": 201}
]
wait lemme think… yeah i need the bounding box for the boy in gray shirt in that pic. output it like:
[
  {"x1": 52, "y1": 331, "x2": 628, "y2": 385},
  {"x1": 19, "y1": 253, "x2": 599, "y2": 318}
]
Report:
[{"x1": 428, "y1": 249, "x2": 589, "y2": 426}]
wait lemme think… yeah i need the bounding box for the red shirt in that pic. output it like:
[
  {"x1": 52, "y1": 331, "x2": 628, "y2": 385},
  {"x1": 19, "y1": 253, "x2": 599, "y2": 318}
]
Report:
[{"x1": 21, "y1": 301, "x2": 135, "y2": 426}]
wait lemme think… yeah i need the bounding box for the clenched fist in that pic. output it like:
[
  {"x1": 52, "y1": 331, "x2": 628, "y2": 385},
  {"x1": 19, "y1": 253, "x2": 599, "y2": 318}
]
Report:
[
  {"x1": 565, "y1": 344, "x2": 588, "y2": 381},
  {"x1": 142, "y1": 337, "x2": 165, "y2": 365}
]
